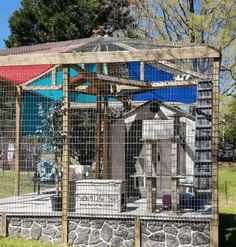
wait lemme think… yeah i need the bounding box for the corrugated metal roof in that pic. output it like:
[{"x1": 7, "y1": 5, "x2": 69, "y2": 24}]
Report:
[{"x1": 0, "y1": 37, "x2": 204, "y2": 56}]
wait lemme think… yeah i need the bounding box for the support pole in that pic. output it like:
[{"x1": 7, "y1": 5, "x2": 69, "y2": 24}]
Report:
[
  {"x1": 134, "y1": 216, "x2": 141, "y2": 247},
  {"x1": 210, "y1": 57, "x2": 220, "y2": 247},
  {"x1": 96, "y1": 64, "x2": 102, "y2": 179},
  {"x1": 62, "y1": 65, "x2": 70, "y2": 247},
  {"x1": 145, "y1": 142, "x2": 156, "y2": 213},
  {"x1": 140, "y1": 61, "x2": 144, "y2": 81},
  {"x1": 103, "y1": 64, "x2": 109, "y2": 179},
  {"x1": 15, "y1": 86, "x2": 22, "y2": 196},
  {"x1": 103, "y1": 95, "x2": 109, "y2": 179}
]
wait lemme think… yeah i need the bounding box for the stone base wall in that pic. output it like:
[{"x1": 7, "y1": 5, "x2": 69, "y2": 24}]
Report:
[{"x1": 7, "y1": 216, "x2": 210, "y2": 247}]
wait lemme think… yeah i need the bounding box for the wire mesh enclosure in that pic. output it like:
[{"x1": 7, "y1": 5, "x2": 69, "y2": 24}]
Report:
[{"x1": 0, "y1": 37, "x2": 221, "y2": 246}]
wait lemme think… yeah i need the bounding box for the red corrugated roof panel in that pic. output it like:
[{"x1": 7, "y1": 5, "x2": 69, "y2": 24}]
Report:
[{"x1": 0, "y1": 65, "x2": 54, "y2": 84}]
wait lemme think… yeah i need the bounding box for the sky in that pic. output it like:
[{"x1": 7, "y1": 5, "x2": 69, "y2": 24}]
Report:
[{"x1": 0, "y1": 0, "x2": 21, "y2": 49}]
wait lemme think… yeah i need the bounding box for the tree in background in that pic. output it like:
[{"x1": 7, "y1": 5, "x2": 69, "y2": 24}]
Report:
[
  {"x1": 5, "y1": 0, "x2": 134, "y2": 48},
  {"x1": 130, "y1": 0, "x2": 236, "y2": 147},
  {"x1": 220, "y1": 94, "x2": 236, "y2": 145},
  {"x1": 130, "y1": 0, "x2": 236, "y2": 90}
]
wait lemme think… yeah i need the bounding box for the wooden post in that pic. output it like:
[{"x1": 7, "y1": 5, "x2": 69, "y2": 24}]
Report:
[
  {"x1": 225, "y1": 181, "x2": 228, "y2": 204},
  {"x1": 103, "y1": 64, "x2": 109, "y2": 179},
  {"x1": 210, "y1": 57, "x2": 220, "y2": 247},
  {"x1": 145, "y1": 142, "x2": 156, "y2": 213},
  {"x1": 171, "y1": 141, "x2": 178, "y2": 212},
  {"x1": 62, "y1": 65, "x2": 70, "y2": 247},
  {"x1": 0, "y1": 213, "x2": 8, "y2": 237},
  {"x1": 140, "y1": 61, "x2": 144, "y2": 81},
  {"x1": 96, "y1": 64, "x2": 102, "y2": 179},
  {"x1": 134, "y1": 216, "x2": 141, "y2": 247},
  {"x1": 15, "y1": 86, "x2": 22, "y2": 196},
  {"x1": 51, "y1": 68, "x2": 56, "y2": 86}
]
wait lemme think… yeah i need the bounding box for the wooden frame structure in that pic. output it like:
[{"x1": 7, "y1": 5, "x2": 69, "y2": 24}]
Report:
[{"x1": 0, "y1": 44, "x2": 220, "y2": 247}]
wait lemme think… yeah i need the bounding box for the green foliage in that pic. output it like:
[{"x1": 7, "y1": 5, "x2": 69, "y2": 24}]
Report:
[
  {"x1": 36, "y1": 103, "x2": 96, "y2": 165},
  {"x1": 36, "y1": 102, "x2": 64, "y2": 154},
  {"x1": 219, "y1": 164, "x2": 236, "y2": 213},
  {"x1": 219, "y1": 214, "x2": 236, "y2": 247},
  {"x1": 0, "y1": 170, "x2": 54, "y2": 198},
  {"x1": 70, "y1": 108, "x2": 96, "y2": 165},
  {"x1": 132, "y1": 0, "x2": 236, "y2": 88},
  {"x1": 220, "y1": 95, "x2": 236, "y2": 144},
  {"x1": 5, "y1": 0, "x2": 134, "y2": 48}
]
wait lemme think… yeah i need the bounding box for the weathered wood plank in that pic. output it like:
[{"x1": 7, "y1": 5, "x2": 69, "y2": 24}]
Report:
[
  {"x1": 22, "y1": 85, "x2": 62, "y2": 91},
  {"x1": 96, "y1": 63, "x2": 102, "y2": 179},
  {"x1": 134, "y1": 216, "x2": 141, "y2": 247},
  {"x1": 70, "y1": 101, "x2": 196, "y2": 109},
  {"x1": 62, "y1": 65, "x2": 70, "y2": 246},
  {"x1": 0, "y1": 46, "x2": 220, "y2": 66},
  {"x1": 15, "y1": 86, "x2": 21, "y2": 196},
  {"x1": 210, "y1": 57, "x2": 220, "y2": 247},
  {"x1": 140, "y1": 61, "x2": 144, "y2": 81},
  {"x1": 103, "y1": 64, "x2": 109, "y2": 179},
  {"x1": 0, "y1": 213, "x2": 8, "y2": 237}
]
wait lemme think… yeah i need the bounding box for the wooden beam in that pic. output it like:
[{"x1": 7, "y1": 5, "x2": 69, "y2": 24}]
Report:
[
  {"x1": 0, "y1": 213, "x2": 8, "y2": 237},
  {"x1": 158, "y1": 61, "x2": 207, "y2": 80},
  {"x1": 134, "y1": 216, "x2": 141, "y2": 247},
  {"x1": 140, "y1": 61, "x2": 144, "y2": 81},
  {"x1": 96, "y1": 64, "x2": 102, "y2": 179},
  {"x1": 51, "y1": 67, "x2": 56, "y2": 86},
  {"x1": 62, "y1": 65, "x2": 70, "y2": 247},
  {"x1": 103, "y1": 64, "x2": 109, "y2": 179},
  {"x1": 21, "y1": 79, "x2": 197, "y2": 93},
  {"x1": 71, "y1": 64, "x2": 198, "y2": 89},
  {"x1": 70, "y1": 100, "x2": 196, "y2": 109},
  {"x1": 0, "y1": 46, "x2": 220, "y2": 66},
  {"x1": 15, "y1": 86, "x2": 21, "y2": 196},
  {"x1": 210, "y1": 57, "x2": 220, "y2": 247},
  {"x1": 145, "y1": 143, "x2": 157, "y2": 213},
  {"x1": 71, "y1": 64, "x2": 148, "y2": 88},
  {"x1": 22, "y1": 85, "x2": 62, "y2": 91},
  {"x1": 103, "y1": 94, "x2": 109, "y2": 179}
]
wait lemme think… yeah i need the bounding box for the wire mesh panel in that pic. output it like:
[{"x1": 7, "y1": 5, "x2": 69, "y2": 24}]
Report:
[{"x1": 0, "y1": 38, "x2": 220, "y2": 246}]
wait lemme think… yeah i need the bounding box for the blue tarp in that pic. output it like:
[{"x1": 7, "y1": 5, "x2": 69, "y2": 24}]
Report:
[
  {"x1": 127, "y1": 62, "x2": 197, "y2": 104},
  {"x1": 21, "y1": 62, "x2": 197, "y2": 134}
]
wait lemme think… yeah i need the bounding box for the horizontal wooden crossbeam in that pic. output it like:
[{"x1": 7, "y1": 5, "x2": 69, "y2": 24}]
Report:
[
  {"x1": 71, "y1": 64, "x2": 198, "y2": 89},
  {"x1": 70, "y1": 101, "x2": 196, "y2": 109},
  {"x1": 22, "y1": 85, "x2": 62, "y2": 91},
  {"x1": 0, "y1": 46, "x2": 220, "y2": 66}
]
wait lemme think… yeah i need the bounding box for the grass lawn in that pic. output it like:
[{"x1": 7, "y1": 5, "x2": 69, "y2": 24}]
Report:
[
  {"x1": 219, "y1": 162, "x2": 236, "y2": 247},
  {"x1": 0, "y1": 170, "x2": 55, "y2": 198},
  {"x1": 219, "y1": 163, "x2": 236, "y2": 214},
  {"x1": 0, "y1": 237, "x2": 60, "y2": 247}
]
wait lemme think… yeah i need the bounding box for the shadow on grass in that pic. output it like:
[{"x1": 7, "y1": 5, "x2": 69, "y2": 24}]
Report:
[{"x1": 219, "y1": 214, "x2": 236, "y2": 247}]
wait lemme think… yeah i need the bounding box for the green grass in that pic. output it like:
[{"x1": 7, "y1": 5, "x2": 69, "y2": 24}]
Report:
[
  {"x1": 0, "y1": 171, "x2": 34, "y2": 198},
  {"x1": 0, "y1": 237, "x2": 59, "y2": 247},
  {"x1": 0, "y1": 170, "x2": 54, "y2": 198},
  {"x1": 219, "y1": 163, "x2": 236, "y2": 247},
  {"x1": 219, "y1": 163, "x2": 236, "y2": 214}
]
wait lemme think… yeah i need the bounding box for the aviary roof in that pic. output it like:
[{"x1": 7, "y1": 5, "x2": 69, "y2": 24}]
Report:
[{"x1": 0, "y1": 37, "x2": 201, "y2": 56}]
